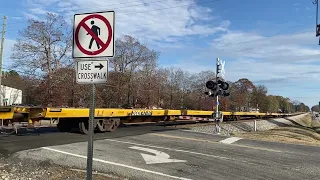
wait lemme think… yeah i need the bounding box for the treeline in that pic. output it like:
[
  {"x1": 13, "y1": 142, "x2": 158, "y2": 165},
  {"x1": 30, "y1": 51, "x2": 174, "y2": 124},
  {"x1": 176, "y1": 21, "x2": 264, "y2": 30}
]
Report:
[
  {"x1": 3, "y1": 13, "x2": 310, "y2": 113},
  {"x1": 311, "y1": 105, "x2": 319, "y2": 112}
]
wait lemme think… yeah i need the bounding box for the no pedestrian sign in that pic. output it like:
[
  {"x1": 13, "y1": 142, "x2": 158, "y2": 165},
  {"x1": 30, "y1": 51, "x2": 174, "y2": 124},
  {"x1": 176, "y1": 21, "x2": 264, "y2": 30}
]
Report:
[
  {"x1": 72, "y1": 11, "x2": 115, "y2": 58},
  {"x1": 76, "y1": 60, "x2": 109, "y2": 84}
]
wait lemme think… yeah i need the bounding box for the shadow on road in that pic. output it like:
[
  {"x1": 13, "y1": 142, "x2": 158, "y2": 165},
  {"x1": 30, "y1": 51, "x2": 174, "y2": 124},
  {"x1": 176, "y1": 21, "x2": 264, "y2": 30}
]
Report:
[{"x1": 0, "y1": 122, "x2": 195, "y2": 155}]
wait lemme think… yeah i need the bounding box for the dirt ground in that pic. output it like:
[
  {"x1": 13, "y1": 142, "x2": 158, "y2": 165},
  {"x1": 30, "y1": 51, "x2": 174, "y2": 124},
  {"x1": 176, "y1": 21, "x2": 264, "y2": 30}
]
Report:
[
  {"x1": 0, "y1": 155, "x2": 126, "y2": 180},
  {"x1": 234, "y1": 114, "x2": 320, "y2": 146}
]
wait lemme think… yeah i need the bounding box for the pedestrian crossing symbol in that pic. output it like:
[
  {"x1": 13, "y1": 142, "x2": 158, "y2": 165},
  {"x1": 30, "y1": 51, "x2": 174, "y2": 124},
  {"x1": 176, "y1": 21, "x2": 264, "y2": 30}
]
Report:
[{"x1": 72, "y1": 11, "x2": 115, "y2": 58}]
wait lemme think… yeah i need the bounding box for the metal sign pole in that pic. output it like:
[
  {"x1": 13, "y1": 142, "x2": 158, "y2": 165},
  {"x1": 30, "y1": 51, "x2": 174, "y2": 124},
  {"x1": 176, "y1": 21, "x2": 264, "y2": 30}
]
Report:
[
  {"x1": 216, "y1": 96, "x2": 219, "y2": 118},
  {"x1": 73, "y1": 11, "x2": 114, "y2": 180},
  {"x1": 215, "y1": 58, "x2": 221, "y2": 134},
  {"x1": 86, "y1": 84, "x2": 95, "y2": 180},
  {"x1": 216, "y1": 58, "x2": 220, "y2": 119}
]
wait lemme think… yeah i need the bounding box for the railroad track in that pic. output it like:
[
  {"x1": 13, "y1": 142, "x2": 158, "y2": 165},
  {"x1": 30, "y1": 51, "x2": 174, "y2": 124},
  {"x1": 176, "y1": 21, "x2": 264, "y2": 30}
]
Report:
[
  {"x1": 0, "y1": 106, "x2": 303, "y2": 135},
  {"x1": 0, "y1": 115, "x2": 295, "y2": 136}
]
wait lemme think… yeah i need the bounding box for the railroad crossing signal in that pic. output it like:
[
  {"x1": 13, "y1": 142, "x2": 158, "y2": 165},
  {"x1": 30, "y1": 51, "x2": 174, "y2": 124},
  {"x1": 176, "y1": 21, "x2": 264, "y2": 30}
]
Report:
[
  {"x1": 72, "y1": 11, "x2": 115, "y2": 58},
  {"x1": 205, "y1": 79, "x2": 230, "y2": 97}
]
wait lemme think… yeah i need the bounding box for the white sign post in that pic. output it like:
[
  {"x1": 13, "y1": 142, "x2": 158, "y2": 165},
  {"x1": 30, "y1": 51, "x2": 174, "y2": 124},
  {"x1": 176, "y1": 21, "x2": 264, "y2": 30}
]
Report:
[{"x1": 72, "y1": 10, "x2": 115, "y2": 180}]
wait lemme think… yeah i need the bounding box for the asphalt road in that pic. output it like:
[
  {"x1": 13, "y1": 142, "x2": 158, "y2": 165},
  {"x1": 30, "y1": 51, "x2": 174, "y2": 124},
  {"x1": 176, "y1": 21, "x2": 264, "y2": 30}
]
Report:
[{"x1": 1, "y1": 124, "x2": 319, "y2": 180}]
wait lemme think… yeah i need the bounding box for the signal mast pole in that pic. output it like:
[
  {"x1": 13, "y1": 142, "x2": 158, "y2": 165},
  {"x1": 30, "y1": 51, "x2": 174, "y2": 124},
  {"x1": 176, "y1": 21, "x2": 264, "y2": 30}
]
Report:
[
  {"x1": 215, "y1": 58, "x2": 220, "y2": 119},
  {"x1": 313, "y1": 0, "x2": 320, "y2": 44},
  {"x1": 215, "y1": 58, "x2": 222, "y2": 134},
  {"x1": 205, "y1": 58, "x2": 229, "y2": 134}
]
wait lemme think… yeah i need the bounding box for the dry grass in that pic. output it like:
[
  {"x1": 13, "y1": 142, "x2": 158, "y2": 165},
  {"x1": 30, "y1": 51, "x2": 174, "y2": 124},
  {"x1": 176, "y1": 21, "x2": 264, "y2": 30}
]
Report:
[
  {"x1": 49, "y1": 168, "x2": 127, "y2": 180},
  {"x1": 288, "y1": 114, "x2": 313, "y2": 127},
  {"x1": 235, "y1": 115, "x2": 320, "y2": 146},
  {"x1": 0, "y1": 159, "x2": 126, "y2": 180},
  {"x1": 312, "y1": 119, "x2": 320, "y2": 128},
  {"x1": 297, "y1": 115, "x2": 312, "y2": 127}
]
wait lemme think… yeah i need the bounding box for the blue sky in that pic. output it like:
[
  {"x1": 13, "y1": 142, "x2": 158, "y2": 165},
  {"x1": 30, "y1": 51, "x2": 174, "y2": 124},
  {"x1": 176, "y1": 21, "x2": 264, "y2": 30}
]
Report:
[{"x1": 1, "y1": 0, "x2": 320, "y2": 108}]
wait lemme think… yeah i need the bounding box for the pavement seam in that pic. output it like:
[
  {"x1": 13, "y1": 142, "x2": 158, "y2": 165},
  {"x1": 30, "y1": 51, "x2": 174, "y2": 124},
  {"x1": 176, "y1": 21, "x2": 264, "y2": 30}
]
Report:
[
  {"x1": 104, "y1": 138, "x2": 232, "y2": 160},
  {"x1": 149, "y1": 133, "x2": 282, "y2": 153}
]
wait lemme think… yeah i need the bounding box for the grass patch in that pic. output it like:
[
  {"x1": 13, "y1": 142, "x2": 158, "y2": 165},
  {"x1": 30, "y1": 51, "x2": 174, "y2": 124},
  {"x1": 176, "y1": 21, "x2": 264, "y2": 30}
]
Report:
[
  {"x1": 298, "y1": 114, "x2": 313, "y2": 127},
  {"x1": 234, "y1": 126, "x2": 320, "y2": 147},
  {"x1": 288, "y1": 114, "x2": 313, "y2": 127},
  {"x1": 312, "y1": 120, "x2": 320, "y2": 128}
]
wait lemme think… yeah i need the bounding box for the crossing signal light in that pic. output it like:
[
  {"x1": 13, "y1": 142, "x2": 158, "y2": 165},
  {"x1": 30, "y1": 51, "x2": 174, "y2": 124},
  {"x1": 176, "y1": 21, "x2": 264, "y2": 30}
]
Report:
[
  {"x1": 206, "y1": 80, "x2": 217, "y2": 90},
  {"x1": 204, "y1": 91, "x2": 215, "y2": 97},
  {"x1": 217, "y1": 79, "x2": 229, "y2": 90},
  {"x1": 205, "y1": 79, "x2": 230, "y2": 97}
]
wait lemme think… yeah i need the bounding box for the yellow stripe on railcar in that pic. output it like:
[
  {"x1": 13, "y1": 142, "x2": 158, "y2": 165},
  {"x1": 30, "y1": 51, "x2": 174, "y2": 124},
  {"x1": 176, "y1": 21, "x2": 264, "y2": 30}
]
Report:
[
  {"x1": 45, "y1": 108, "x2": 128, "y2": 118},
  {"x1": 0, "y1": 107, "x2": 15, "y2": 120},
  {"x1": 185, "y1": 110, "x2": 213, "y2": 116},
  {"x1": 44, "y1": 108, "x2": 184, "y2": 118},
  {"x1": 232, "y1": 112, "x2": 266, "y2": 116}
]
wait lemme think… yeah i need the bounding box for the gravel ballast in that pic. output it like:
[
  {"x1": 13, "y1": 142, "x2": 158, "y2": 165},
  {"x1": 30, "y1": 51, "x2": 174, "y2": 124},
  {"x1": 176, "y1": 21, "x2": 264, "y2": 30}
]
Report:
[{"x1": 182, "y1": 113, "x2": 310, "y2": 136}]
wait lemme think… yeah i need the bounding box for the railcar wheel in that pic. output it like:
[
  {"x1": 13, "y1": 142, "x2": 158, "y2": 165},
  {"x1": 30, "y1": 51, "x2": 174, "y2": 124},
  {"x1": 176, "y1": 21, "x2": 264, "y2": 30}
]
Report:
[
  {"x1": 0, "y1": 121, "x2": 15, "y2": 135},
  {"x1": 105, "y1": 119, "x2": 120, "y2": 132},
  {"x1": 79, "y1": 119, "x2": 98, "y2": 134},
  {"x1": 0, "y1": 126, "x2": 15, "y2": 135},
  {"x1": 97, "y1": 119, "x2": 108, "y2": 132},
  {"x1": 96, "y1": 119, "x2": 120, "y2": 132},
  {"x1": 79, "y1": 120, "x2": 88, "y2": 134}
]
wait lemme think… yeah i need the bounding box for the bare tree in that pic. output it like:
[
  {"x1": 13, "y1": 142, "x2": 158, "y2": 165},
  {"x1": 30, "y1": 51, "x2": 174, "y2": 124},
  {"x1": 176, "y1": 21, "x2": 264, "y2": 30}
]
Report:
[
  {"x1": 10, "y1": 13, "x2": 72, "y2": 105},
  {"x1": 110, "y1": 35, "x2": 159, "y2": 106},
  {"x1": 10, "y1": 13, "x2": 72, "y2": 75},
  {"x1": 250, "y1": 85, "x2": 268, "y2": 112}
]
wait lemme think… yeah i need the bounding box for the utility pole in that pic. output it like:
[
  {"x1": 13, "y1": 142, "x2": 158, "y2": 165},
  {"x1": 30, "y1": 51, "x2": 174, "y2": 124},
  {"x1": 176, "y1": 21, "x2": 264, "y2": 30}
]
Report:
[{"x1": 0, "y1": 16, "x2": 7, "y2": 106}]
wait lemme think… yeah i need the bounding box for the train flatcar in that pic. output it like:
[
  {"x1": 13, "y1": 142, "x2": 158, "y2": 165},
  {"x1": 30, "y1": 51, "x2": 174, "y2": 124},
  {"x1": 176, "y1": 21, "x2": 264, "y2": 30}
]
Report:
[{"x1": 0, "y1": 106, "x2": 302, "y2": 135}]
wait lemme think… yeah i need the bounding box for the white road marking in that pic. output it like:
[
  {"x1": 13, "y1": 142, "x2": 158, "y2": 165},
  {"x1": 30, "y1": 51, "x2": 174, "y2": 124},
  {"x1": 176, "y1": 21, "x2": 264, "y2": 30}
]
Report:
[
  {"x1": 104, "y1": 138, "x2": 232, "y2": 160},
  {"x1": 129, "y1": 146, "x2": 187, "y2": 164},
  {"x1": 180, "y1": 129, "x2": 215, "y2": 135},
  {"x1": 41, "y1": 147, "x2": 192, "y2": 180},
  {"x1": 219, "y1": 137, "x2": 242, "y2": 144}
]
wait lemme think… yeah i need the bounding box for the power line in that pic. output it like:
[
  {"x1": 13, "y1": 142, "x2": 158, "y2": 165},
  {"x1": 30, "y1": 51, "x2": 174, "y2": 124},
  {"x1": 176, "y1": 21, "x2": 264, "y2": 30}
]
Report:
[
  {"x1": 6, "y1": 0, "x2": 170, "y2": 25},
  {"x1": 5, "y1": 0, "x2": 220, "y2": 27},
  {"x1": 4, "y1": 7, "x2": 216, "y2": 33},
  {"x1": 122, "y1": 0, "x2": 220, "y2": 15}
]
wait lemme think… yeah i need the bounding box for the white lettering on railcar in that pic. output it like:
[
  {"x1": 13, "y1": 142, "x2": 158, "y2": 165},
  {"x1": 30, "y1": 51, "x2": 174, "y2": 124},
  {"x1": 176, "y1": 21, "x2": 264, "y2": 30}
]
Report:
[{"x1": 130, "y1": 110, "x2": 152, "y2": 116}]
